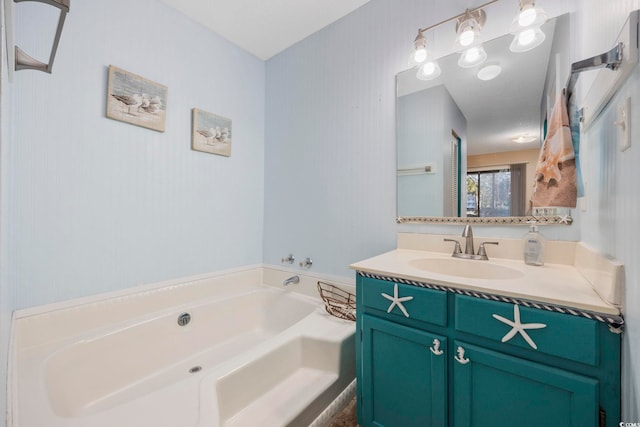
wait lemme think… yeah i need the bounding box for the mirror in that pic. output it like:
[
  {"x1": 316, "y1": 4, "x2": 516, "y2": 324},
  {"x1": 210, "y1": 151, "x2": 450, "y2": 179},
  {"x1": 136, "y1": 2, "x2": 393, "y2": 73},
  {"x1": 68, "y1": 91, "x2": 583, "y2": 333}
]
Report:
[{"x1": 397, "y1": 14, "x2": 571, "y2": 223}]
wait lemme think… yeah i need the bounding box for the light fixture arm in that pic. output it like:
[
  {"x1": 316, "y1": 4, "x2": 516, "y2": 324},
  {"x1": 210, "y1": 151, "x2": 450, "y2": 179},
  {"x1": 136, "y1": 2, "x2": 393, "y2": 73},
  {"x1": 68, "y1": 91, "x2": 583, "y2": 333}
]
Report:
[
  {"x1": 416, "y1": 0, "x2": 499, "y2": 34},
  {"x1": 14, "y1": 0, "x2": 70, "y2": 73}
]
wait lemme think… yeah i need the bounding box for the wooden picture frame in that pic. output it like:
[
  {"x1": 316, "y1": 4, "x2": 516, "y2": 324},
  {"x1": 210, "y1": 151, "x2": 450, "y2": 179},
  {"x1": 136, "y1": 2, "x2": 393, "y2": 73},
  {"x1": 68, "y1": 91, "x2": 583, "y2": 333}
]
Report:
[
  {"x1": 106, "y1": 65, "x2": 168, "y2": 132},
  {"x1": 191, "y1": 108, "x2": 232, "y2": 157}
]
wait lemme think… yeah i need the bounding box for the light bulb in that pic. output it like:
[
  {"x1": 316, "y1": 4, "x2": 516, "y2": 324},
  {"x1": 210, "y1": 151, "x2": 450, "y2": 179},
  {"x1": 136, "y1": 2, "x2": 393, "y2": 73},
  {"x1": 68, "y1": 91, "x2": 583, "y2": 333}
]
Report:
[
  {"x1": 459, "y1": 28, "x2": 475, "y2": 47},
  {"x1": 518, "y1": 7, "x2": 537, "y2": 27},
  {"x1": 414, "y1": 48, "x2": 427, "y2": 63},
  {"x1": 416, "y1": 61, "x2": 441, "y2": 80},
  {"x1": 458, "y1": 46, "x2": 487, "y2": 68},
  {"x1": 518, "y1": 29, "x2": 536, "y2": 46},
  {"x1": 464, "y1": 47, "x2": 480, "y2": 62},
  {"x1": 510, "y1": 27, "x2": 545, "y2": 52},
  {"x1": 422, "y1": 62, "x2": 436, "y2": 75}
]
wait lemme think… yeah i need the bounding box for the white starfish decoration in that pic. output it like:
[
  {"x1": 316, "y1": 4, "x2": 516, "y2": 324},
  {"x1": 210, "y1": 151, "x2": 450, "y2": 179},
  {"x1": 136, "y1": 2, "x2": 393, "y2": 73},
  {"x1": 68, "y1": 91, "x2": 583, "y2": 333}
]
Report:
[
  {"x1": 381, "y1": 284, "x2": 414, "y2": 318},
  {"x1": 558, "y1": 214, "x2": 572, "y2": 224},
  {"x1": 492, "y1": 305, "x2": 547, "y2": 350}
]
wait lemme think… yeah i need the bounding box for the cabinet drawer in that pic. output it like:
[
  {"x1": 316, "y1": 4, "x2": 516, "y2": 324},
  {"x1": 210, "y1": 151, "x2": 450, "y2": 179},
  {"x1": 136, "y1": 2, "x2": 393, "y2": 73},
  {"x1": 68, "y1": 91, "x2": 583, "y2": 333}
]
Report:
[
  {"x1": 454, "y1": 295, "x2": 598, "y2": 365},
  {"x1": 361, "y1": 277, "x2": 447, "y2": 326}
]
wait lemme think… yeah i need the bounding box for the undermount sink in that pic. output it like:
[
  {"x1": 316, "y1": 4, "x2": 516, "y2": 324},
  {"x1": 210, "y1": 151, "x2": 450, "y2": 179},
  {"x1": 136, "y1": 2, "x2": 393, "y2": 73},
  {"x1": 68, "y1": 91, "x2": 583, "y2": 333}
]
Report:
[{"x1": 409, "y1": 257, "x2": 524, "y2": 280}]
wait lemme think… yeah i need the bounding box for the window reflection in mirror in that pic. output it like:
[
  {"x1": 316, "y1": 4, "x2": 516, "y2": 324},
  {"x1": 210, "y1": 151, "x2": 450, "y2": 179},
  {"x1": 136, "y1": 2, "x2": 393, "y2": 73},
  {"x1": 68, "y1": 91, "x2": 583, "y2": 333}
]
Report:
[{"x1": 466, "y1": 167, "x2": 525, "y2": 217}]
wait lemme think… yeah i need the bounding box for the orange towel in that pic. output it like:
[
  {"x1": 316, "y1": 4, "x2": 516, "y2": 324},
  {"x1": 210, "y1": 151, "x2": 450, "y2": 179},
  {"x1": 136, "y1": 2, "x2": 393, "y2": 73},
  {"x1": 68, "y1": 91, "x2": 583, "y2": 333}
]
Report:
[{"x1": 532, "y1": 93, "x2": 577, "y2": 208}]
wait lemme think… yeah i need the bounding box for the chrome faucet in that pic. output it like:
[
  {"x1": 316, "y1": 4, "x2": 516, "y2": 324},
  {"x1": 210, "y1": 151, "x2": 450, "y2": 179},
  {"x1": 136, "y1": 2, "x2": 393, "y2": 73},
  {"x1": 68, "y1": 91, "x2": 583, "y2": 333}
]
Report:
[
  {"x1": 283, "y1": 275, "x2": 300, "y2": 286},
  {"x1": 444, "y1": 225, "x2": 499, "y2": 260},
  {"x1": 461, "y1": 224, "x2": 475, "y2": 255}
]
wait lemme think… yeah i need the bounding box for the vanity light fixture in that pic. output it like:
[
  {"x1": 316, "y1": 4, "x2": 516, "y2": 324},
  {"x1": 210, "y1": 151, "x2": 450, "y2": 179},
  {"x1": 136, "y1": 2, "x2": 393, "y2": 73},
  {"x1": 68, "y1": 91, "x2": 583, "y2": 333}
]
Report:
[
  {"x1": 510, "y1": 0, "x2": 548, "y2": 53},
  {"x1": 409, "y1": 30, "x2": 428, "y2": 67},
  {"x1": 454, "y1": 9, "x2": 486, "y2": 50},
  {"x1": 455, "y1": 9, "x2": 489, "y2": 68},
  {"x1": 409, "y1": 29, "x2": 441, "y2": 79},
  {"x1": 514, "y1": 0, "x2": 547, "y2": 28},
  {"x1": 409, "y1": 0, "x2": 499, "y2": 78}
]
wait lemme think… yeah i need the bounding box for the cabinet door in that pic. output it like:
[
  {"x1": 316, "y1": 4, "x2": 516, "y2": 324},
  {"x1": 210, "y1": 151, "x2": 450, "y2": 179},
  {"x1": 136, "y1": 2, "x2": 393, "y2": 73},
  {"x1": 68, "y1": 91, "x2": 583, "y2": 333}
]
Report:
[
  {"x1": 452, "y1": 341, "x2": 598, "y2": 427},
  {"x1": 361, "y1": 315, "x2": 447, "y2": 427}
]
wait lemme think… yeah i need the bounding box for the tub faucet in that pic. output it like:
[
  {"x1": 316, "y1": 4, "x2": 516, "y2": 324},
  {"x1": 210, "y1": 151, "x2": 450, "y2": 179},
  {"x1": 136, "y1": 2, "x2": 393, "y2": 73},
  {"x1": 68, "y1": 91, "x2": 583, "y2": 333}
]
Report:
[{"x1": 283, "y1": 275, "x2": 300, "y2": 286}]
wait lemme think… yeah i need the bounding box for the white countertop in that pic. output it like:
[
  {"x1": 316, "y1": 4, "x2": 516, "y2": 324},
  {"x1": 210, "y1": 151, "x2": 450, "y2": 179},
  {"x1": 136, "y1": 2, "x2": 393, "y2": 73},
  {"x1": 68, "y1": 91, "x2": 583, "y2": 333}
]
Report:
[{"x1": 350, "y1": 249, "x2": 620, "y2": 316}]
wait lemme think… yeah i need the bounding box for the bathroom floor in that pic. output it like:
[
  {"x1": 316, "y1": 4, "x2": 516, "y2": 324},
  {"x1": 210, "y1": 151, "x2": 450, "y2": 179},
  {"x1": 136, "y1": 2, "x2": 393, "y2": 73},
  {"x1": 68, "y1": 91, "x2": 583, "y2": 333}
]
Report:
[{"x1": 329, "y1": 398, "x2": 358, "y2": 427}]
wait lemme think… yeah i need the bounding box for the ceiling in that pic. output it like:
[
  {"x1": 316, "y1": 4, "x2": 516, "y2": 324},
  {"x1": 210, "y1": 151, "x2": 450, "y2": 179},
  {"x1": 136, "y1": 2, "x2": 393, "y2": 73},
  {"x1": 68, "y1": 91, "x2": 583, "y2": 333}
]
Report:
[{"x1": 158, "y1": 0, "x2": 371, "y2": 60}]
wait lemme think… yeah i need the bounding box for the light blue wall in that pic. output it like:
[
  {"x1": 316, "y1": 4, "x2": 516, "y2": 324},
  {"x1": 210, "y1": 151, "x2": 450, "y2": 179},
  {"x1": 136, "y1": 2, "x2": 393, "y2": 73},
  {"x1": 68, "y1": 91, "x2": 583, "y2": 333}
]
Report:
[
  {"x1": 397, "y1": 85, "x2": 466, "y2": 217},
  {"x1": 397, "y1": 86, "x2": 447, "y2": 217},
  {"x1": 8, "y1": 0, "x2": 265, "y2": 309}
]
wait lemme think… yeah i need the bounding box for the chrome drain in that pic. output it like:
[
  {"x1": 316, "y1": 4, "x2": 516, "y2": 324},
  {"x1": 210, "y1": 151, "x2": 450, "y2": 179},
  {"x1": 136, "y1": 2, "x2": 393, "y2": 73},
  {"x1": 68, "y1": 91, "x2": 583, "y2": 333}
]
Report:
[
  {"x1": 177, "y1": 312, "x2": 191, "y2": 326},
  {"x1": 189, "y1": 366, "x2": 202, "y2": 374}
]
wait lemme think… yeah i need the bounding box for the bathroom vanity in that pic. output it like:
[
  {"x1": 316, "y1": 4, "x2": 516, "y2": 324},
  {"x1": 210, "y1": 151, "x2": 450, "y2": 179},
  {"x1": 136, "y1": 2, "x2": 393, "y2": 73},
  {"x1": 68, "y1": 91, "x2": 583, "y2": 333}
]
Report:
[{"x1": 351, "y1": 234, "x2": 623, "y2": 427}]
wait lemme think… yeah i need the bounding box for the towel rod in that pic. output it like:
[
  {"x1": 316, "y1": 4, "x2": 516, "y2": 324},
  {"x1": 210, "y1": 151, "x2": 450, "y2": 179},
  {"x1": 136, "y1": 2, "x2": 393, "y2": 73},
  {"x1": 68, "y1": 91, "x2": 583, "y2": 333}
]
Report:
[
  {"x1": 397, "y1": 165, "x2": 435, "y2": 176},
  {"x1": 565, "y1": 42, "x2": 623, "y2": 102},
  {"x1": 565, "y1": 10, "x2": 639, "y2": 129},
  {"x1": 13, "y1": 0, "x2": 70, "y2": 73}
]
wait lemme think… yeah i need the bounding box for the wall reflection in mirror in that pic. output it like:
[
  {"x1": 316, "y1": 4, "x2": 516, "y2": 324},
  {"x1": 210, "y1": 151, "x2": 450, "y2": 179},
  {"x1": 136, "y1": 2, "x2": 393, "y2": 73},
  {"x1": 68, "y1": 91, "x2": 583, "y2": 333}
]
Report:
[{"x1": 397, "y1": 13, "x2": 570, "y2": 219}]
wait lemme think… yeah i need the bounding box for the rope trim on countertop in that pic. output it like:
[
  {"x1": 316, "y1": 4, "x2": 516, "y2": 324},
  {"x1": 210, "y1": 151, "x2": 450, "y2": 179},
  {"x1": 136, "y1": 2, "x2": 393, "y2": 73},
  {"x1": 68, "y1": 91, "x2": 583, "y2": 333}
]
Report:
[{"x1": 357, "y1": 271, "x2": 624, "y2": 331}]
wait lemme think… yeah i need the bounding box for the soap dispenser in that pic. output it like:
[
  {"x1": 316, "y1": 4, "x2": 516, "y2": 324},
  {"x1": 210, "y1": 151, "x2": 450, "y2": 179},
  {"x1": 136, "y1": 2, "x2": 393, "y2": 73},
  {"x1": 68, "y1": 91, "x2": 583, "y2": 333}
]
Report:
[{"x1": 523, "y1": 223, "x2": 545, "y2": 266}]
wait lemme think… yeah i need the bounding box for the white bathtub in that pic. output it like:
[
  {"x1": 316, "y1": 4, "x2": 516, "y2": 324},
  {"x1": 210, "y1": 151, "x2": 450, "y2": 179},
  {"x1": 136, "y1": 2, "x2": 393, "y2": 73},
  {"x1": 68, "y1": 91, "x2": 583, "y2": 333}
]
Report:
[{"x1": 11, "y1": 269, "x2": 356, "y2": 427}]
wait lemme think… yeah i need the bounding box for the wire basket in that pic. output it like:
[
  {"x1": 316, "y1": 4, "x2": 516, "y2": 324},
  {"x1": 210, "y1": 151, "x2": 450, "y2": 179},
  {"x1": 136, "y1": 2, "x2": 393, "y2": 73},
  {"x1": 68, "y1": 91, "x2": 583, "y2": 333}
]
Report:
[{"x1": 317, "y1": 281, "x2": 356, "y2": 321}]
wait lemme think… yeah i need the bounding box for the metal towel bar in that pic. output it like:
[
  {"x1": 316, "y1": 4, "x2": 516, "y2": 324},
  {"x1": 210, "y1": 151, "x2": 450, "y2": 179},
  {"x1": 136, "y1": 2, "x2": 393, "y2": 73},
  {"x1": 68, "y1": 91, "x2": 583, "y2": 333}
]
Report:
[{"x1": 565, "y1": 10, "x2": 639, "y2": 129}]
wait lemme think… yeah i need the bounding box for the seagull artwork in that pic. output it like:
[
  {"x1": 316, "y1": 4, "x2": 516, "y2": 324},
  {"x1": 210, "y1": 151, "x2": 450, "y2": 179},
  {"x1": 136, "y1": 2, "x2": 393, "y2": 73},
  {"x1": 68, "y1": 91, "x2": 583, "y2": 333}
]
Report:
[
  {"x1": 144, "y1": 96, "x2": 162, "y2": 114},
  {"x1": 111, "y1": 93, "x2": 143, "y2": 115},
  {"x1": 381, "y1": 284, "x2": 414, "y2": 318},
  {"x1": 492, "y1": 304, "x2": 547, "y2": 350},
  {"x1": 197, "y1": 128, "x2": 214, "y2": 142},
  {"x1": 219, "y1": 127, "x2": 230, "y2": 143}
]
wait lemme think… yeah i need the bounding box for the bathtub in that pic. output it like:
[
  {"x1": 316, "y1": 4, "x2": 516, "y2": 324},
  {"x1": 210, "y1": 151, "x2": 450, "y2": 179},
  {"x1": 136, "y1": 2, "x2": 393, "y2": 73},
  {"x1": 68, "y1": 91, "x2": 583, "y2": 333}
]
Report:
[{"x1": 10, "y1": 268, "x2": 356, "y2": 427}]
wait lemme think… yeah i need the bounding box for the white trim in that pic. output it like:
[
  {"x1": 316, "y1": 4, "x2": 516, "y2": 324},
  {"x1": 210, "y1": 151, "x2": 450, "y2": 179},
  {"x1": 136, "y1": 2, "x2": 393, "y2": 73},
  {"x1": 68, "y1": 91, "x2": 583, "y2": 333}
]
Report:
[
  {"x1": 3, "y1": 0, "x2": 14, "y2": 83},
  {"x1": 6, "y1": 312, "x2": 17, "y2": 427},
  {"x1": 13, "y1": 263, "x2": 264, "y2": 319}
]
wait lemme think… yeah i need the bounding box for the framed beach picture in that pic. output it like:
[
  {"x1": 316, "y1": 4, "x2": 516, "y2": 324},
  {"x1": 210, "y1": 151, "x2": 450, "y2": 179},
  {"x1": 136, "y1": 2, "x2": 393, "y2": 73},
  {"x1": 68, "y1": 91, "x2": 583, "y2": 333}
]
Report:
[
  {"x1": 191, "y1": 108, "x2": 232, "y2": 157},
  {"x1": 106, "y1": 65, "x2": 168, "y2": 132}
]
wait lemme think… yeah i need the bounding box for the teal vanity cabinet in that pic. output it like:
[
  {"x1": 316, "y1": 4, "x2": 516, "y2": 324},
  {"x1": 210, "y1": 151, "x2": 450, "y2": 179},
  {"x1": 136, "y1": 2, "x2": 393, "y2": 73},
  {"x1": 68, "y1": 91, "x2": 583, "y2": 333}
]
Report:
[{"x1": 356, "y1": 275, "x2": 621, "y2": 427}]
